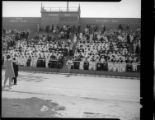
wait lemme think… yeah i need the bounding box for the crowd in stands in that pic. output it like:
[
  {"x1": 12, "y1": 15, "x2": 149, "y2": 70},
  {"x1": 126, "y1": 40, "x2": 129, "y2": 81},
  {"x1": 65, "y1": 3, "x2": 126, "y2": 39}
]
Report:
[
  {"x1": 2, "y1": 26, "x2": 75, "y2": 69},
  {"x1": 2, "y1": 24, "x2": 140, "y2": 72},
  {"x1": 73, "y1": 24, "x2": 140, "y2": 72},
  {"x1": 39, "y1": 24, "x2": 81, "y2": 34},
  {"x1": 2, "y1": 29, "x2": 29, "y2": 51}
]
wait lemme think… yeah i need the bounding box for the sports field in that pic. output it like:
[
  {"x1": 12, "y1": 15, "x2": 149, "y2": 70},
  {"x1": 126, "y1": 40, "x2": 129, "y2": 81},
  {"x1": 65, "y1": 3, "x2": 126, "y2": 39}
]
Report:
[{"x1": 1, "y1": 70, "x2": 140, "y2": 119}]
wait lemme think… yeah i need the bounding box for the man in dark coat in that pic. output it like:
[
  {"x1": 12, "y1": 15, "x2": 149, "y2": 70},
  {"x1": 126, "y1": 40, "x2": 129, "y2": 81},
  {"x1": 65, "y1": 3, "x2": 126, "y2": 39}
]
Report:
[{"x1": 12, "y1": 58, "x2": 19, "y2": 85}]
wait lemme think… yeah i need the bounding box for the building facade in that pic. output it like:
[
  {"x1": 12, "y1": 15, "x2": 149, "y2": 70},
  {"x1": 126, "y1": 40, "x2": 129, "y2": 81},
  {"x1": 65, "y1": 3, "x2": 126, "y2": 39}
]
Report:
[{"x1": 2, "y1": 5, "x2": 140, "y2": 32}]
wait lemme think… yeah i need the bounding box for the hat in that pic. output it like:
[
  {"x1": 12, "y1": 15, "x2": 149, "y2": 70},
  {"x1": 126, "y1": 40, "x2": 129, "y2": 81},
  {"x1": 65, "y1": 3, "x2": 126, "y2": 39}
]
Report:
[{"x1": 13, "y1": 57, "x2": 17, "y2": 62}]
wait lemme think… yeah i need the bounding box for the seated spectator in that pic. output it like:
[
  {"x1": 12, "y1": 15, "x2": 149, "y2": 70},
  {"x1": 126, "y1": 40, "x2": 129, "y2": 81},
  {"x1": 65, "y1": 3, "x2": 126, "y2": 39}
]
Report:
[
  {"x1": 2, "y1": 25, "x2": 140, "y2": 73},
  {"x1": 83, "y1": 59, "x2": 89, "y2": 70},
  {"x1": 132, "y1": 60, "x2": 137, "y2": 72},
  {"x1": 79, "y1": 58, "x2": 84, "y2": 70},
  {"x1": 108, "y1": 60, "x2": 113, "y2": 72}
]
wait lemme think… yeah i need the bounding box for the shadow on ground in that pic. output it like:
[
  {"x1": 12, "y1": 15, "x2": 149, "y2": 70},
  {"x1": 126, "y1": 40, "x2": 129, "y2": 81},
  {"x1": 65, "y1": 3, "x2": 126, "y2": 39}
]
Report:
[{"x1": 2, "y1": 97, "x2": 65, "y2": 118}]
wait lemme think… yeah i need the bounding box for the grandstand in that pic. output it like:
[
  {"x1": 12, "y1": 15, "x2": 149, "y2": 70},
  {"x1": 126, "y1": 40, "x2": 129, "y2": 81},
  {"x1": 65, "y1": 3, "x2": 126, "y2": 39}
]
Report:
[
  {"x1": 2, "y1": 3, "x2": 141, "y2": 78},
  {"x1": 2, "y1": 2, "x2": 141, "y2": 119}
]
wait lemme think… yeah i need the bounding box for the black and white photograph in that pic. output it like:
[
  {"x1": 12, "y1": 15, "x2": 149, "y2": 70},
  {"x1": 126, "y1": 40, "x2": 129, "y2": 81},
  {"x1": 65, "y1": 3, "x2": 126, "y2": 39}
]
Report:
[{"x1": 2, "y1": 1, "x2": 141, "y2": 119}]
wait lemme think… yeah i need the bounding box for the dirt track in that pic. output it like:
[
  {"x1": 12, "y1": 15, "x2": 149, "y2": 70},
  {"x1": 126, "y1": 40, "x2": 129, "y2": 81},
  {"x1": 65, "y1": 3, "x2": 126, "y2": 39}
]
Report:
[
  {"x1": 2, "y1": 97, "x2": 65, "y2": 118},
  {"x1": 2, "y1": 71, "x2": 140, "y2": 119}
]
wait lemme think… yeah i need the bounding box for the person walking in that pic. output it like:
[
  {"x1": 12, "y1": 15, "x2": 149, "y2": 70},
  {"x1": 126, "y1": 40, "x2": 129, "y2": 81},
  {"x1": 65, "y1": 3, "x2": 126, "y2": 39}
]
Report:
[
  {"x1": 3, "y1": 55, "x2": 15, "y2": 89},
  {"x1": 12, "y1": 58, "x2": 19, "y2": 85}
]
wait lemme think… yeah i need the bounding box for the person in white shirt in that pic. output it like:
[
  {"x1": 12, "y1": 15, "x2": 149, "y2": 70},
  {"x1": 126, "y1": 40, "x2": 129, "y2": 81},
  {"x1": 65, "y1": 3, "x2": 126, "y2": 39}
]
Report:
[
  {"x1": 24, "y1": 55, "x2": 28, "y2": 67},
  {"x1": 79, "y1": 33, "x2": 83, "y2": 40},
  {"x1": 113, "y1": 60, "x2": 117, "y2": 72},
  {"x1": 85, "y1": 27, "x2": 89, "y2": 34},
  {"x1": 119, "y1": 60, "x2": 123, "y2": 72},
  {"x1": 117, "y1": 60, "x2": 122, "y2": 72},
  {"x1": 89, "y1": 60, "x2": 93, "y2": 70},
  {"x1": 79, "y1": 59, "x2": 84, "y2": 70},
  {"x1": 132, "y1": 60, "x2": 137, "y2": 72},
  {"x1": 92, "y1": 60, "x2": 96, "y2": 71},
  {"x1": 122, "y1": 60, "x2": 126, "y2": 72},
  {"x1": 18, "y1": 55, "x2": 22, "y2": 66},
  {"x1": 100, "y1": 56, "x2": 105, "y2": 63},
  {"x1": 45, "y1": 54, "x2": 50, "y2": 68},
  {"x1": 108, "y1": 60, "x2": 113, "y2": 72},
  {"x1": 34, "y1": 55, "x2": 38, "y2": 67},
  {"x1": 30, "y1": 55, "x2": 34, "y2": 67},
  {"x1": 95, "y1": 56, "x2": 100, "y2": 63},
  {"x1": 66, "y1": 59, "x2": 73, "y2": 74}
]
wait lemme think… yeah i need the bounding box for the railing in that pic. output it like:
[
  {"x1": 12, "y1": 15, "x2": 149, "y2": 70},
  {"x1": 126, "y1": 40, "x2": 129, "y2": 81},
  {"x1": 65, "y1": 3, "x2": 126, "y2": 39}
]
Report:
[{"x1": 42, "y1": 7, "x2": 79, "y2": 12}]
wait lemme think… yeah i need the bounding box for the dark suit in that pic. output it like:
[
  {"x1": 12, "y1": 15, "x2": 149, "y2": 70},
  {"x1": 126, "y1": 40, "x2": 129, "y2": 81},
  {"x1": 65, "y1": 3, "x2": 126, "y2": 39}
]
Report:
[{"x1": 12, "y1": 62, "x2": 18, "y2": 85}]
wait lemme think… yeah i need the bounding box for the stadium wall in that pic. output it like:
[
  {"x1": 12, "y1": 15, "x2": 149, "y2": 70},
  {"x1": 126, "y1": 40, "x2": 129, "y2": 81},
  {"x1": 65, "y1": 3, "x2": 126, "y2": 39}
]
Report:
[
  {"x1": 80, "y1": 18, "x2": 141, "y2": 30},
  {"x1": 3, "y1": 17, "x2": 41, "y2": 32},
  {"x1": 41, "y1": 12, "x2": 59, "y2": 26},
  {"x1": 41, "y1": 11, "x2": 80, "y2": 26},
  {"x1": 3, "y1": 17, "x2": 140, "y2": 32}
]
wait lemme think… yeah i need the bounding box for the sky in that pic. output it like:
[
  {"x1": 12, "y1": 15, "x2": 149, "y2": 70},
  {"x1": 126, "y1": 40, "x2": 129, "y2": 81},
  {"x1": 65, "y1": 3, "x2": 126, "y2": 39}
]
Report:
[{"x1": 2, "y1": 0, "x2": 141, "y2": 18}]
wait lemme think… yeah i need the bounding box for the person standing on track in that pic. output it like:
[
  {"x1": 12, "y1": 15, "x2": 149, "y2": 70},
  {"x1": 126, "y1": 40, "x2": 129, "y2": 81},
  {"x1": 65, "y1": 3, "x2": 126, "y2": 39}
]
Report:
[
  {"x1": 3, "y1": 55, "x2": 15, "y2": 89},
  {"x1": 12, "y1": 58, "x2": 19, "y2": 85}
]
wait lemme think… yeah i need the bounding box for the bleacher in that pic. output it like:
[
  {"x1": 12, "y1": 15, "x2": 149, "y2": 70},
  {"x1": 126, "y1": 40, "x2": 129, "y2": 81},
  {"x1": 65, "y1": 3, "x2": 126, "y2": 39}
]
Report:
[{"x1": 2, "y1": 23, "x2": 140, "y2": 79}]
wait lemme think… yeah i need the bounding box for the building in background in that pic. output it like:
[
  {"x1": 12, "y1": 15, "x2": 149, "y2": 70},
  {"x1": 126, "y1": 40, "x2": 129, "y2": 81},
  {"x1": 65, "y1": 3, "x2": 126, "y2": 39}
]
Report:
[{"x1": 2, "y1": 3, "x2": 141, "y2": 32}]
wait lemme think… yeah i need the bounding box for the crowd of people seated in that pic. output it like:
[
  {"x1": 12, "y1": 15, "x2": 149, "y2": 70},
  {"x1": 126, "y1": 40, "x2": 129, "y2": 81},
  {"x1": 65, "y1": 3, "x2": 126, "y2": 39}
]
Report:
[
  {"x1": 2, "y1": 24, "x2": 140, "y2": 73},
  {"x1": 2, "y1": 28, "x2": 74, "y2": 69},
  {"x1": 72, "y1": 24, "x2": 140, "y2": 72},
  {"x1": 39, "y1": 24, "x2": 81, "y2": 34},
  {"x1": 2, "y1": 29, "x2": 29, "y2": 51}
]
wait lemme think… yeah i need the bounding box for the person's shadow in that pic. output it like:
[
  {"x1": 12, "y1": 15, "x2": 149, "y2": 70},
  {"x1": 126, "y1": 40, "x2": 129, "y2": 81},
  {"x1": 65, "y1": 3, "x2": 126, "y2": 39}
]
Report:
[{"x1": 2, "y1": 85, "x2": 13, "y2": 91}]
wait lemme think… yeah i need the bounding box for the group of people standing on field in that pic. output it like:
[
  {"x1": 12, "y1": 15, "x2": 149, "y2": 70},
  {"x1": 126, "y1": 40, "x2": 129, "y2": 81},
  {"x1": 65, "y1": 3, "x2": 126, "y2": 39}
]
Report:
[{"x1": 2, "y1": 54, "x2": 18, "y2": 89}]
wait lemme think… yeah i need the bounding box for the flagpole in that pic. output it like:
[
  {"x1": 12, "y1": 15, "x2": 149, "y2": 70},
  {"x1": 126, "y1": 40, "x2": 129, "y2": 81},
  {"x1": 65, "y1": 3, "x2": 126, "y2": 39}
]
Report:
[{"x1": 67, "y1": 1, "x2": 69, "y2": 11}]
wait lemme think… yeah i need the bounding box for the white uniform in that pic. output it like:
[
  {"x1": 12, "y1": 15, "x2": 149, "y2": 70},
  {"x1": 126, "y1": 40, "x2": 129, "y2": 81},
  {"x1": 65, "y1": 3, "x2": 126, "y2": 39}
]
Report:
[
  {"x1": 34, "y1": 56, "x2": 38, "y2": 67},
  {"x1": 24, "y1": 56, "x2": 27, "y2": 67},
  {"x1": 46, "y1": 56, "x2": 50, "y2": 68},
  {"x1": 119, "y1": 62, "x2": 123, "y2": 72},
  {"x1": 31, "y1": 57, "x2": 36, "y2": 67},
  {"x1": 89, "y1": 61, "x2": 93, "y2": 70},
  {"x1": 132, "y1": 62, "x2": 137, "y2": 72},
  {"x1": 108, "y1": 62, "x2": 112, "y2": 72},
  {"x1": 92, "y1": 61, "x2": 96, "y2": 71},
  {"x1": 66, "y1": 60, "x2": 73, "y2": 70},
  {"x1": 113, "y1": 63, "x2": 117, "y2": 72},
  {"x1": 30, "y1": 57, "x2": 33, "y2": 67},
  {"x1": 17, "y1": 56, "x2": 21, "y2": 65},
  {"x1": 116, "y1": 62, "x2": 119, "y2": 72},
  {"x1": 118, "y1": 62, "x2": 121, "y2": 72},
  {"x1": 122, "y1": 62, "x2": 126, "y2": 72},
  {"x1": 80, "y1": 60, "x2": 84, "y2": 70}
]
